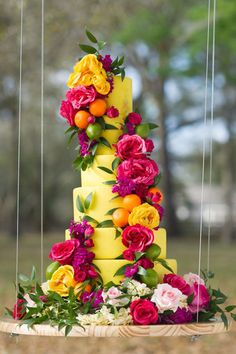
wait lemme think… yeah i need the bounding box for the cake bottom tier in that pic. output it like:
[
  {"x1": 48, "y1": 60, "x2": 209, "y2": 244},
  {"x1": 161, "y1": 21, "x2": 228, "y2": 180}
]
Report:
[{"x1": 93, "y1": 259, "x2": 177, "y2": 285}]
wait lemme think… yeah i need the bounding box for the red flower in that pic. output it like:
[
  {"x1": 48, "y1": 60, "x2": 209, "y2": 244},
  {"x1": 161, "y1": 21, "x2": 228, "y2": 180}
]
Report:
[
  {"x1": 130, "y1": 299, "x2": 158, "y2": 325},
  {"x1": 106, "y1": 106, "x2": 119, "y2": 118},
  {"x1": 127, "y1": 112, "x2": 142, "y2": 125},
  {"x1": 137, "y1": 257, "x2": 154, "y2": 269},
  {"x1": 66, "y1": 85, "x2": 97, "y2": 110},
  {"x1": 163, "y1": 274, "x2": 191, "y2": 296},
  {"x1": 123, "y1": 249, "x2": 135, "y2": 261},
  {"x1": 13, "y1": 299, "x2": 26, "y2": 320},
  {"x1": 188, "y1": 283, "x2": 210, "y2": 313},
  {"x1": 145, "y1": 139, "x2": 154, "y2": 153},
  {"x1": 117, "y1": 158, "x2": 159, "y2": 186},
  {"x1": 49, "y1": 239, "x2": 79, "y2": 265},
  {"x1": 116, "y1": 134, "x2": 147, "y2": 160},
  {"x1": 60, "y1": 100, "x2": 77, "y2": 126},
  {"x1": 122, "y1": 225, "x2": 154, "y2": 252}
]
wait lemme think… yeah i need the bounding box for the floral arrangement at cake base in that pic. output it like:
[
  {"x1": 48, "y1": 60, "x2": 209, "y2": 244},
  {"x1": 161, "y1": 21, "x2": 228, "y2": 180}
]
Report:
[{"x1": 5, "y1": 30, "x2": 236, "y2": 336}]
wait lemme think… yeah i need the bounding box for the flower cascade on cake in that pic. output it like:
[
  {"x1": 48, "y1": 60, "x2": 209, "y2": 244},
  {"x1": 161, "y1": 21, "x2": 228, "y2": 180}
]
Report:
[{"x1": 8, "y1": 30, "x2": 236, "y2": 334}]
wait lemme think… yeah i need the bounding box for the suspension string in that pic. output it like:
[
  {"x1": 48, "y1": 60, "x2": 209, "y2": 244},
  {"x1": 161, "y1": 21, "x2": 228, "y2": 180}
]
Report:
[
  {"x1": 207, "y1": 0, "x2": 216, "y2": 274},
  {"x1": 15, "y1": 0, "x2": 24, "y2": 303},
  {"x1": 40, "y1": 0, "x2": 45, "y2": 284},
  {"x1": 196, "y1": 0, "x2": 211, "y2": 322}
]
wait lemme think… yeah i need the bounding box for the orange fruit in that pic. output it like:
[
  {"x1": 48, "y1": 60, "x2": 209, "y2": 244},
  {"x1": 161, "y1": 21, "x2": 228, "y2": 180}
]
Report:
[
  {"x1": 112, "y1": 208, "x2": 130, "y2": 228},
  {"x1": 148, "y1": 187, "x2": 163, "y2": 202},
  {"x1": 122, "y1": 194, "x2": 142, "y2": 212},
  {"x1": 89, "y1": 99, "x2": 107, "y2": 117},
  {"x1": 75, "y1": 283, "x2": 92, "y2": 300},
  {"x1": 74, "y1": 110, "x2": 90, "y2": 129}
]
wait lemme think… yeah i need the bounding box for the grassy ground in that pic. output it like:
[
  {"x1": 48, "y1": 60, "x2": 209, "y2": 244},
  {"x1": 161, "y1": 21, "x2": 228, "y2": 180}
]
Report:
[{"x1": 0, "y1": 233, "x2": 235, "y2": 354}]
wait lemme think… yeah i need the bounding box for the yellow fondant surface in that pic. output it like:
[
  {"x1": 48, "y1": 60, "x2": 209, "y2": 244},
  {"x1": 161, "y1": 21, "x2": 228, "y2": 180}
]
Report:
[
  {"x1": 81, "y1": 155, "x2": 116, "y2": 187},
  {"x1": 93, "y1": 258, "x2": 177, "y2": 285},
  {"x1": 96, "y1": 130, "x2": 122, "y2": 155},
  {"x1": 65, "y1": 227, "x2": 167, "y2": 259},
  {"x1": 73, "y1": 186, "x2": 122, "y2": 224},
  {"x1": 104, "y1": 76, "x2": 132, "y2": 128}
]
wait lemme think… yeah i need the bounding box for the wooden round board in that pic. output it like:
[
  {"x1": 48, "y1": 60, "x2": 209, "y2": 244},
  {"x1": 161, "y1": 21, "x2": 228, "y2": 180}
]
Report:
[{"x1": 0, "y1": 318, "x2": 229, "y2": 337}]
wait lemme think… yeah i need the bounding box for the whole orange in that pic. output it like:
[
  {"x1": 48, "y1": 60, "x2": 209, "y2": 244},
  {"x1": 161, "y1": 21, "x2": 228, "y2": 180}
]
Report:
[
  {"x1": 112, "y1": 208, "x2": 130, "y2": 228},
  {"x1": 148, "y1": 187, "x2": 163, "y2": 202},
  {"x1": 122, "y1": 194, "x2": 142, "y2": 212},
  {"x1": 89, "y1": 98, "x2": 107, "y2": 117},
  {"x1": 74, "y1": 110, "x2": 90, "y2": 129}
]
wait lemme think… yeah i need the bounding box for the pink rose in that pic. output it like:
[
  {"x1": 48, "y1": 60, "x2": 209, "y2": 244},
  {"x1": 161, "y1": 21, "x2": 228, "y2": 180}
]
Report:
[
  {"x1": 66, "y1": 85, "x2": 97, "y2": 109},
  {"x1": 145, "y1": 139, "x2": 154, "y2": 153},
  {"x1": 106, "y1": 106, "x2": 119, "y2": 118},
  {"x1": 183, "y1": 273, "x2": 205, "y2": 286},
  {"x1": 188, "y1": 283, "x2": 210, "y2": 313},
  {"x1": 128, "y1": 112, "x2": 142, "y2": 125},
  {"x1": 13, "y1": 299, "x2": 26, "y2": 320},
  {"x1": 151, "y1": 283, "x2": 186, "y2": 313},
  {"x1": 117, "y1": 158, "x2": 159, "y2": 186},
  {"x1": 116, "y1": 134, "x2": 147, "y2": 160},
  {"x1": 49, "y1": 239, "x2": 79, "y2": 265},
  {"x1": 123, "y1": 249, "x2": 135, "y2": 261},
  {"x1": 163, "y1": 274, "x2": 191, "y2": 296},
  {"x1": 102, "y1": 286, "x2": 129, "y2": 307},
  {"x1": 130, "y1": 299, "x2": 158, "y2": 325},
  {"x1": 60, "y1": 100, "x2": 77, "y2": 126},
  {"x1": 122, "y1": 225, "x2": 154, "y2": 252}
]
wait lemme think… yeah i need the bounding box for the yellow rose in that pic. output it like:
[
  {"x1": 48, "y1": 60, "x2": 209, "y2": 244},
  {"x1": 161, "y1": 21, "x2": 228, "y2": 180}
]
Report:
[
  {"x1": 128, "y1": 203, "x2": 160, "y2": 229},
  {"x1": 48, "y1": 265, "x2": 77, "y2": 297},
  {"x1": 92, "y1": 74, "x2": 110, "y2": 95}
]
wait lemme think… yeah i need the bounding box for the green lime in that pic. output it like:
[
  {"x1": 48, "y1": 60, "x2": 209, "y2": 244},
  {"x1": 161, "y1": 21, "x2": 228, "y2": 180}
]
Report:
[
  {"x1": 145, "y1": 243, "x2": 161, "y2": 261},
  {"x1": 140, "y1": 268, "x2": 159, "y2": 288},
  {"x1": 135, "y1": 123, "x2": 150, "y2": 138},
  {"x1": 46, "y1": 261, "x2": 60, "y2": 280},
  {"x1": 86, "y1": 123, "x2": 103, "y2": 140}
]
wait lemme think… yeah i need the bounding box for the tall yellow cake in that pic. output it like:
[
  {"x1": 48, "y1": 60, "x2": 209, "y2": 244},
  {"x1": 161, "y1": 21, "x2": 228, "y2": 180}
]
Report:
[{"x1": 65, "y1": 76, "x2": 177, "y2": 284}]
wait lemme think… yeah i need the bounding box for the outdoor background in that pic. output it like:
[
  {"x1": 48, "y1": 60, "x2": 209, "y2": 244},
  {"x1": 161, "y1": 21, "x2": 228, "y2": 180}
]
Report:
[{"x1": 0, "y1": 0, "x2": 235, "y2": 353}]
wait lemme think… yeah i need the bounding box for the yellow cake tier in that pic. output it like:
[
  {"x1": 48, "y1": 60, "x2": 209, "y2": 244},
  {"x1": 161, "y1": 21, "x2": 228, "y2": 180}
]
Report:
[
  {"x1": 81, "y1": 155, "x2": 116, "y2": 187},
  {"x1": 73, "y1": 186, "x2": 122, "y2": 224},
  {"x1": 93, "y1": 259, "x2": 177, "y2": 285},
  {"x1": 96, "y1": 130, "x2": 122, "y2": 155},
  {"x1": 65, "y1": 227, "x2": 167, "y2": 259},
  {"x1": 104, "y1": 76, "x2": 132, "y2": 128}
]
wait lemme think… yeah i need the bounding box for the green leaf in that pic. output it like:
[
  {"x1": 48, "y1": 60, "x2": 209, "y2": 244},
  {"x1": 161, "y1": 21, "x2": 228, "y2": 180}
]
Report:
[
  {"x1": 137, "y1": 266, "x2": 147, "y2": 276},
  {"x1": 110, "y1": 194, "x2": 120, "y2": 201},
  {"x1": 84, "y1": 192, "x2": 93, "y2": 210},
  {"x1": 104, "y1": 124, "x2": 118, "y2": 130},
  {"x1": 112, "y1": 157, "x2": 121, "y2": 171},
  {"x1": 67, "y1": 131, "x2": 77, "y2": 145},
  {"x1": 156, "y1": 259, "x2": 174, "y2": 273},
  {"x1": 106, "y1": 208, "x2": 119, "y2": 215},
  {"x1": 115, "y1": 228, "x2": 121, "y2": 239},
  {"x1": 187, "y1": 293, "x2": 194, "y2": 305},
  {"x1": 79, "y1": 44, "x2": 97, "y2": 54},
  {"x1": 111, "y1": 57, "x2": 119, "y2": 68},
  {"x1": 118, "y1": 56, "x2": 124, "y2": 66},
  {"x1": 121, "y1": 68, "x2": 126, "y2": 81},
  {"x1": 103, "y1": 281, "x2": 117, "y2": 290},
  {"x1": 97, "y1": 166, "x2": 114, "y2": 175},
  {"x1": 154, "y1": 173, "x2": 162, "y2": 185},
  {"x1": 114, "y1": 264, "x2": 130, "y2": 276},
  {"x1": 91, "y1": 143, "x2": 99, "y2": 156},
  {"x1": 99, "y1": 136, "x2": 111, "y2": 148},
  {"x1": 19, "y1": 274, "x2": 30, "y2": 283},
  {"x1": 65, "y1": 126, "x2": 76, "y2": 134},
  {"x1": 97, "y1": 41, "x2": 106, "y2": 50},
  {"x1": 58, "y1": 322, "x2": 66, "y2": 332},
  {"x1": 82, "y1": 215, "x2": 98, "y2": 225},
  {"x1": 76, "y1": 195, "x2": 85, "y2": 213},
  {"x1": 98, "y1": 117, "x2": 106, "y2": 129},
  {"x1": 225, "y1": 305, "x2": 236, "y2": 312},
  {"x1": 92, "y1": 262, "x2": 101, "y2": 273},
  {"x1": 134, "y1": 252, "x2": 145, "y2": 261},
  {"x1": 85, "y1": 29, "x2": 98, "y2": 43},
  {"x1": 5, "y1": 307, "x2": 13, "y2": 317},
  {"x1": 36, "y1": 282, "x2": 44, "y2": 296},
  {"x1": 97, "y1": 220, "x2": 114, "y2": 228},
  {"x1": 102, "y1": 180, "x2": 116, "y2": 185},
  {"x1": 65, "y1": 324, "x2": 73, "y2": 337},
  {"x1": 221, "y1": 312, "x2": 228, "y2": 329},
  {"x1": 231, "y1": 313, "x2": 236, "y2": 321},
  {"x1": 30, "y1": 266, "x2": 36, "y2": 281},
  {"x1": 148, "y1": 123, "x2": 159, "y2": 130}
]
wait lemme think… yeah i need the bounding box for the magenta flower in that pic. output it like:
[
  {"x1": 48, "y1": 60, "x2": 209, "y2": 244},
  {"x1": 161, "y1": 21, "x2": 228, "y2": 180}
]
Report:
[
  {"x1": 78, "y1": 131, "x2": 90, "y2": 156},
  {"x1": 99, "y1": 54, "x2": 113, "y2": 72},
  {"x1": 128, "y1": 112, "x2": 142, "y2": 125},
  {"x1": 112, "y1": 177, "x2": 136, "y2": 197},
  {"x1": 81, "y1": 289, "x2": 103, "y2": 308},
  {"x1": 160, "y1": 308, "x2": 193, "y2": 324},
  {"x1": 60, "y1": 100, "x2": 77, "y2": 126},
  {"x1": 125, "y1": 263, "x2": 139, "y2": 278},
  {"x1": 66, "y1": 85, "x2": 97, "y2": 110},
  {"x1": 125, "y1": 121, "x2": 135, "y2": 135},
  {"x1": 145, "y1": 139, "x2": 154, "y2": 153},
  {"x1": 72, "y1": 248, "x2": 95, "y2": 267},
  {"x1": 115, "y1": 134, "x2": 147, "y2": 160},
  {"x1": 106, "y1": 106, "x2": 119, "y2": 118},
  {"x1": 188, "y1": 283, "x2": 210, "y2": 313}
]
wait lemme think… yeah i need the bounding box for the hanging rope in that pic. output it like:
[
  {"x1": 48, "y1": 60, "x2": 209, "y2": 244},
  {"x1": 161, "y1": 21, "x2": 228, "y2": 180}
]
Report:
[
  {"x1": 40, "y1": 0, "x2": 45, "y2": 284},
  {"x1": 15, "y1": 0, "x2": 24, "y2": 303},
  {"x1": 196, "y1": 0, "x2": 216, "y2": 321}
]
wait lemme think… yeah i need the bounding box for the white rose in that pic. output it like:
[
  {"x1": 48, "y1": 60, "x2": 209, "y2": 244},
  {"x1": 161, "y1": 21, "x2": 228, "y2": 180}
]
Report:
[
  {"x1": 151, "y1": 283, "x2": 186, "y2": 313},
  {"x1": 183, "y1": 273, "x2": 205, "y2": 286},
  {"x1": 41, "y1": 281, "x2": 50, "y2": 295},
  {"x1": 24, "y1": 293, "x2": 37, "y2": 308}
]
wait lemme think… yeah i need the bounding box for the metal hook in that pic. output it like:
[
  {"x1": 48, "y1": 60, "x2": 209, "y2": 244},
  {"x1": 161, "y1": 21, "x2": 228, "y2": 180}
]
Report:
[{"x1": 190, "y1": 335, "x2": 201, "y2": 342}]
